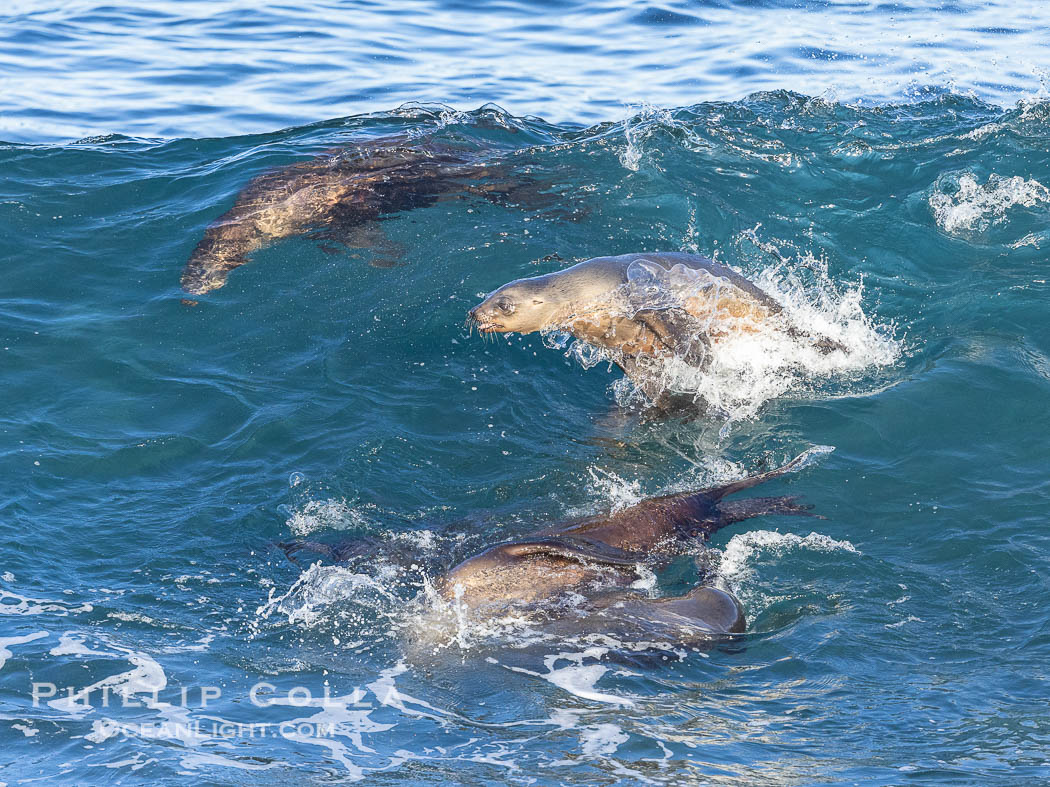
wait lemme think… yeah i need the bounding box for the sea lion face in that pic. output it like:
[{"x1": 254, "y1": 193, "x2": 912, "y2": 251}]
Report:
[{"x1": 469, "y1": 278, "x2": 563, "y2": 334}]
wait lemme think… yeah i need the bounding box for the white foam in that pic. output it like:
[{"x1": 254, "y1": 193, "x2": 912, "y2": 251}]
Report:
[
  {"x1": 178, "y1": 752, "x2": 278, "y2": 773},
  {"x1": 17, "y1": 629, "x2": 398, "y2": 777},
  {"x1": 583, "y1": 467, "x2": 644, "y2": 513},
  {"x1": 50, "y1": 632, "x2": 110, "y2": 657},
  {"x1": 49, "y1": 651, "x2": 168, "y2": 721},
  {"x1": 716, "y1": 529, "x2": 860, "y2": 596},
  {"x1": 43, "y1": 634, "x2": 213, "y2": 749},
  {"x1": 886, "y1": 616, "x2": 924, "y2": 629},
  {"x1": 704, "y1": 254, "x2": 897, "y2": 420},
  {"x1": 930, "y1": 172, "x2": 1050, "y2": 233},
  {"x1": 505, "y1": 648, "x2": 635, "y2": 706},
  {"x1": 157, "y1": 633, "x2": 215, "y2": 654},
  {"x1": 553, "y1": 246, "x2": 899, "y2": 422},
  {"x1": 254, "y1": 563, "x2": 397, "y2": 628},
  {"x1": 0, "y1": 631, "x2": 47, "y2": 671},
  {"x1": 629, "y1": 564, "x2": 658, "y2": 595},
  {"x1": 106, "y1": 611, "x2": 159, "y2": 624},
  {"x1": 86, "y1": 753, "x2": 154, "y2": 771},
  {"x1": 287, "y1": 498, "x2": 370, "y2": 536},
  {"x1": 580, "y1": 723, "x2": 630, "y2": 758},
  {"x1": 258, "y1": 681, "x2": 400, "y2": 781},
  {"x1": 547, "y1": 708, "x2": 582, "y2": 730},
  {"x1": 0, "y1": 589, "x2": 93, "y2": 617},
  {"x1": 366, "y1": 663, "x2": 448, "y2": 722}
]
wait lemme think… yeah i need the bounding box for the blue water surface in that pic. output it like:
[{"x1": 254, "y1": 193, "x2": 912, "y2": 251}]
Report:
[
  {"x1": 2, "y1": 1, "x2": 1050, "y2": 785},
  {"x1": 2, "y1": 0, "x2": 1050, "y2": 141}
]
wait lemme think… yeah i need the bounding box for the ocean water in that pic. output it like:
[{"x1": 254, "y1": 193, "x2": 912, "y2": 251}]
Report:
[{"x1": 3, "y1": 2, "x2": 1050, "y2": 785}]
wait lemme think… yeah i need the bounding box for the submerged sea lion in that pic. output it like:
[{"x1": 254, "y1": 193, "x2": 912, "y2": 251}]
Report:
[
  {"x1": 468, "y1": 251, "x2": 844, "y2": 407},
  {"x1": 181, "y1": 135, "x2": 543, "y2": 296},
  {"x1": 281, "y1": 448, "x2": 825, "y2": 646}
]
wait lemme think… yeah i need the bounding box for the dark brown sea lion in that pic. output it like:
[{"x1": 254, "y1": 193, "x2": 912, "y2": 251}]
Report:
[
  {"x1": 468, "y1": 251, "x2": 845, "y2": 407},
  {"x1": 281, "y1": 447, "x2": 827, "y2": 646},
  {"x1": 181, "y1": 135, "x2": 541, "y2": 296}
]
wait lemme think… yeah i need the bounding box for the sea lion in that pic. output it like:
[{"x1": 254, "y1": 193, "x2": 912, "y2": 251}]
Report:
[
  {"x1": 181, "y1": 135, "x2": 544, "y2": 296},
  {"x1": 468, "y1": 251, "x2": 844, "y2": 407},
  {"x1": 281, "y1": 448, "x2": 826, "y2": 647}
]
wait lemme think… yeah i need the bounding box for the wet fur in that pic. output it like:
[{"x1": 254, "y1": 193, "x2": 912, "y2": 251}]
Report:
[
  {"x1": 182, "y1": 136, "x2": 532, "y2": 295},
  {"x1": 280, "y1": 450, "x2": 821, "y2": 642},
  {"x1": 469, "y1": 252, "x2": 846, "y2": 408}
]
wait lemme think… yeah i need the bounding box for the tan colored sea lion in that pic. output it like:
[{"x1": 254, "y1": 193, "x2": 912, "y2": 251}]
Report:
[
  {"x1": 281, "y1": 448, "x2": 826, "y2": 646},
  {"x1": 181, "y1": 135, "x2": 540, "y2": 296},
  {"x1": 469, "y1": 251, "x2": 843, "y2": 406}
]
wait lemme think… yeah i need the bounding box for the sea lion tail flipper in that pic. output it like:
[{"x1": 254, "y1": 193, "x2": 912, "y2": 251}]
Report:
[
  {"x1": 715, "y1": 495, "x2": 823, "y2": 525},
  {"x1": 706, "y1": 446, "x2": 834, "y2": 501}
]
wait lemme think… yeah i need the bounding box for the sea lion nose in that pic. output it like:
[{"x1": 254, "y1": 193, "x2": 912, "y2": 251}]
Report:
[{"x1": 468, "y1": 305, "x2": 479, "y2": 320}]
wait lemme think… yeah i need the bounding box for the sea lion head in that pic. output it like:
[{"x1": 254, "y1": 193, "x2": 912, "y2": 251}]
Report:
[
  {"x1": 468, "y1": 276, "x2": 565, "y2": 334},
  {"x1": 470, "y1": 260, "x2": 630, "y2": 334}
]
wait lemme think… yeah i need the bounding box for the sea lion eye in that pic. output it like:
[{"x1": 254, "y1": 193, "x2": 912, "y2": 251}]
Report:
[{"x1": 497, "y1": 298, "x2": 516, "y2": 314}]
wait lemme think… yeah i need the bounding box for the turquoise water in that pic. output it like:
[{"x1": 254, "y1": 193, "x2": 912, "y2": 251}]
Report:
[{"x1": 4, "y1": 3, "x2": 1050, "y2": 785}]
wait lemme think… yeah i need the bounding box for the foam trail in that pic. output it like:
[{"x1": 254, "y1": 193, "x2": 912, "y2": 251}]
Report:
[
  {"x1": 504, "y1": 648, "x2": 635, "y2": 706},
  {"x1": 0, "y1": 588, "x2": 93, "y2": 617},
  {"x1": 0, "y1": 631, "x2": 48, "y2": 671}
]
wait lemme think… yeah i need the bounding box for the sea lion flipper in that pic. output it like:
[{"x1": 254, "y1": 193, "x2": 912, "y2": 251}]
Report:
[
  {"x1": 715, "y1": 495, "x2": 823, "y2": 525},
  {"x1": 181, "y1": 236, "x2": 250, "y2": 296},
  {"x1": 311, "y1": 223, "x2": 404, "y2": 268},
  {"x1": 783, "y1": 325, "x2": 849, "y2": 355},
  {"x1": 633, "y1": 308, "x2": 710, "y2": 367},
  {"x1": 636, "y1": 447, "x2": 830, "y2": 539},
  {"x1": 275, "y1": 540, "x2": 338, "y2": 566},
  {"x1": 705, "y1": 447, "x2": 832, "y2": 501}
]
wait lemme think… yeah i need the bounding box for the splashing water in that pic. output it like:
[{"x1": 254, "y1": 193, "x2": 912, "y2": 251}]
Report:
[
  {"x1": 254, "y1": 563, "x2": 402, "y2": 629},
  {"x1": 713, "y1": 530, "x2": 861, "y2": 614},
  {"x1": 9, "y1": 81, "x2": 1050, "y2": 781},
  {"x1": 545, "y1": 245, "x2": 900, "y2": 421},
  {"x1": 929, "y1": 172, "x2": 1050, "y2": 234},
  {"x1": 582, "y1": 467, "x2": 645, "y2": 513},
  {"x1": 287, "y1": 499, "x2": 372, "y2": 536}
]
